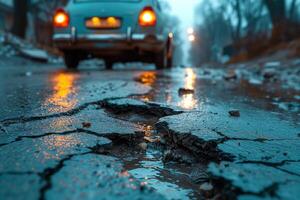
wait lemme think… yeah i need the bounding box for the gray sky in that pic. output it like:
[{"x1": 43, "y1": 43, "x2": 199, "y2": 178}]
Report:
[
  {"x1": 168, "y1": 0, "x2": 201, "y2": 64},
  {"x1": 168, "y1": 0, "x2": 200, "y2": 29}
]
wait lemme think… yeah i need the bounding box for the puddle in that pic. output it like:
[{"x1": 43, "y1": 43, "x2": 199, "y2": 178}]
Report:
[
  {"x1": 96, "y1": 122, "x2": 204, "y2": 200},
  {"x1": 128, "y1": 147, "x2": 194, "y2": 200}
]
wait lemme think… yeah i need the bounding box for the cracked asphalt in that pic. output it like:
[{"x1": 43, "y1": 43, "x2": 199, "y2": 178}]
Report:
[{"x1": 0, "y1": 60, "x2": 299, "y2": 200}]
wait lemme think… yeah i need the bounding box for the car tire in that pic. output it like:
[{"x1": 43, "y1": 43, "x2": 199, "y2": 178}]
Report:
[
  {"x1": 64, "y1": 52, "x2": 80, "y2": 69},
  {"x1": 155, "y1": 48, "x2": 167, "y2": 70},
  {"x1": 105, "y1": 60, "x2": 114, "y2": 70},
  {"x1": 166, "y1": 48, "x2": 173, "y2": 69},
  {"x1": 166, "y1": 57, "x2": 173, "y2": 69},
  {"x1": 166, "y1": 36, "x2": 173, "y2": 69}
]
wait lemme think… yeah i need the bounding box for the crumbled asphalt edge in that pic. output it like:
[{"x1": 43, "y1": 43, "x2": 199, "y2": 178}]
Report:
[
  {"x1": 154, "y1": 120, "x2": 300, "y2": 198},
  {"x1": 100, "y1": 99, "x2": 243, "y2": 199},
  {"x1": 155, "y1": 121, "x2": 234, "y2": 163},
  {"x1": 100, "y1": 99, "x2": 182, "y2": 119}
]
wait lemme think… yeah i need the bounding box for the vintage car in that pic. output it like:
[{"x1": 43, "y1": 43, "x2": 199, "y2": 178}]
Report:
[{"x1": 52, "y1": 0, "x2": 173, "y2": 69}]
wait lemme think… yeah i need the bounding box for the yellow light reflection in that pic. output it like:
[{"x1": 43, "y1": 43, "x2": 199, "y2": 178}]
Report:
[
  {"x1": 47, "y1": 72, "x2": 78, "y2": 112},
  {"x1": 178, "y1": 68, "x2": 198, "y2": 110},
  {"x1": 42, "y1": 134, "x2": 80, "y2": 160},
  {"x1": 137, "y1": 71, "x2": 157, "y2": 86},
  {"x1": 136, "y1": 71, "x2": 157, "y2": 102}
]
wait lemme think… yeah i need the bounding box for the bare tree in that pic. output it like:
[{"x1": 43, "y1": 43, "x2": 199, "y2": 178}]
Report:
[
  {"x1": 30, "y1": 0, "x2": 68, "y2": 44},
  {"x1": 190, "y1": 0, "x2": 271, "y2": 64},
  {"x1": 264, "y1": 0, "x2": 286, "y2": 25},
  {"x1": 264, "y1": 0, "x2": 300, "y2": 41},
  {"x1": 289, "y1": 0, "x2": 298, "y2": 20},
  {"x1": 11, "y1": 0, "x2": 28, "y2": 38}
]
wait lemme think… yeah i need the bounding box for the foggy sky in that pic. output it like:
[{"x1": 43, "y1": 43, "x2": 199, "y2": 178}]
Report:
[
  {"x1": 168, "y1": 0, "x2": 199, "y2": 29},
  {"x1": 168, "y1": 0, "x2": 201, "y2": 64}
]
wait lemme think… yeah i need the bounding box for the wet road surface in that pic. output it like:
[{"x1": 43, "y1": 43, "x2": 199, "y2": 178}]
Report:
[{"x1": 0, "y1": 60, "x2": 299, "y2": 200}]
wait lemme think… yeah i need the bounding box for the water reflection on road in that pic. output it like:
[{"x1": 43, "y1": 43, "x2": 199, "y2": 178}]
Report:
[
  {"x1": 178, "y1": 68, "x2": 198, "y2": 110},
  {"x1": 45, "y1": 72, "x2": 79, "y2": 112},
  {"x1": 135, "y1": 67, "x2": 299, "y2": 123},
  {"x1": 136, "y1": 68, "x2": 199, "y2": 110}
]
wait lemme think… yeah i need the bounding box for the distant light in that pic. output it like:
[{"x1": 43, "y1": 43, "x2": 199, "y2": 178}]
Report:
[
  {"x1": 188, "y1": 34, "x2": 195, "y2": 42},
  {"x1": 187, "y1": 27, "x2": 194, "y2": 35}
]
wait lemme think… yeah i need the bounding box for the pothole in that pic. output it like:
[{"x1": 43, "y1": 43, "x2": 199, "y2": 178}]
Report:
[{"x1": 96, "y1": 98, "x2": 237, "y2": 200}]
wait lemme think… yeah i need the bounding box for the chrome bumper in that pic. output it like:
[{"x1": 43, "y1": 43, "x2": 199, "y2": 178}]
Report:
[{"x1": 53, "y1": 33, "x2": 164, "y2": 43}]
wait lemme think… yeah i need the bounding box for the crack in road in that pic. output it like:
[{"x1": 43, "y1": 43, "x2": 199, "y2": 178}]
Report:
[
  {"x1": 0, "y1": 127, "x2": 142, "y2": 149},
  {"x1": 0, "y1": 124, "x2": 6, "y2": 133},
  {"x1": 0, "y1": 101, "x2": 101, "y2": 126},
  {"x1": 156, "y1": 121, "x2": 234, "y2": 162},
  {"x1": 38, "y1": 152, "x2": 92, "y2": 200}
]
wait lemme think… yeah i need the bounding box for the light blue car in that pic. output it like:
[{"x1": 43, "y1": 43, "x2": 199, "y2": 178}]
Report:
[{"x1": 52, "y1": 0, "x2": 173, "y2": 69}]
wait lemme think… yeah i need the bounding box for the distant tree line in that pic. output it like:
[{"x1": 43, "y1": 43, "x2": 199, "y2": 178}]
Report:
[
  {"x1": 11, "y1": 0, "x2": 28, "y2": 38},
  {"x1": 190, "y1": 0, "x2": 300, "y2": 65}
]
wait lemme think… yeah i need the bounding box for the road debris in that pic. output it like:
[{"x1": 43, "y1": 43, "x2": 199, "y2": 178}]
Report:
[
  {"x1": 19, "y1": 48, "x2": 49, "y2": 63},
  {"x1": 138, "y1": 142, "x2": 148, "y2": 150},
  {"x1": 223, "y1": 71, "x2": 237, "y2": 81},
  {"x1": 199, "y1": 182, "x2": 213, "y2": 191},
  {"x1": 178, "y1": 88, "x2": 195, "y2": 96},
  {"x1": 144, "y1": 135, "x2": 161, "y2": 143},
  {"x1": 82, "y1": 122, "x2": 92, "y2": 128},
  {"x1": 228, "y1": 109, "x2": 240, "y2": 117},
  {"x1": 263, "y1": 68, "x2": 277, "y2": 79},
  {"x1": 25, "y1": 72, "x2": 32, "y2": 77}
]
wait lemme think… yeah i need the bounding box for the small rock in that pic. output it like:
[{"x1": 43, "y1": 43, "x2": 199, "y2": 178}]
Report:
[
  {"x1": 199, "y1": 182, "x2": 213, "y2": 191},
  {"x1": 82, "y1": 122, "x2": 91, "y2": 128},
  {"x1": 178, "y1": 88, "x2": 195, "y2": 96},
  {"x1": 264, "y1": 61, "x2": 280, "y2": 68},
  {"x1": 144, "y1": 136, "x2": 160, "y2": 143},
  {"x1": 224, "y1": 71, "x2": 237, "y2": 81},
  {"x1": 263, "y1": 68, "x2": 277, "y2": 79},
  {"x1": 229, "y1": 109, "x2": 240, "y2": 117},
  {"x1": 203, "y1": 70, "x2": 211, "y2": 75},
  {"x1": 19, "y1": 48, "x2": 49, "y2": 63},
  {"x1": 249, "y1": 78, "x2": 263, "y2": 85},
  {"x1": 138, "y1": 142, "x2": 147, "y2": 150}
]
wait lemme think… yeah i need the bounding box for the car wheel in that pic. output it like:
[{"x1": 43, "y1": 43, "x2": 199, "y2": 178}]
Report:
[
  {"x1": 166, "y1": 47, "x2": 173, "y2": 69},
  {"x1": 166, "y1": 56, "x2": 173, "y2": 69},
  {"x1": 166, "y1": 36, "x2": 173, "y2": 69},
  {"x1": 105, "y1": 60, "x2": 114, "y2": 70},
  {"x1": 64, "y1": 52, "x2": 80, "y2": 69},
  {"x1": 155, "y1": 48, "x2": 167, "y2": 70}
]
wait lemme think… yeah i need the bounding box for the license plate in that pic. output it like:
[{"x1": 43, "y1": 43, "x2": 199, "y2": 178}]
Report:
[{"x1": 85, "y1": 17, "x2": 121, "y2": 29}]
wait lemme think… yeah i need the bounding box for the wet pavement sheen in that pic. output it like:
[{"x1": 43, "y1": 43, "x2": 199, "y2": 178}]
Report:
[{"x1": 0, "y1": 62, "x2": 299, "y2": 200}]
